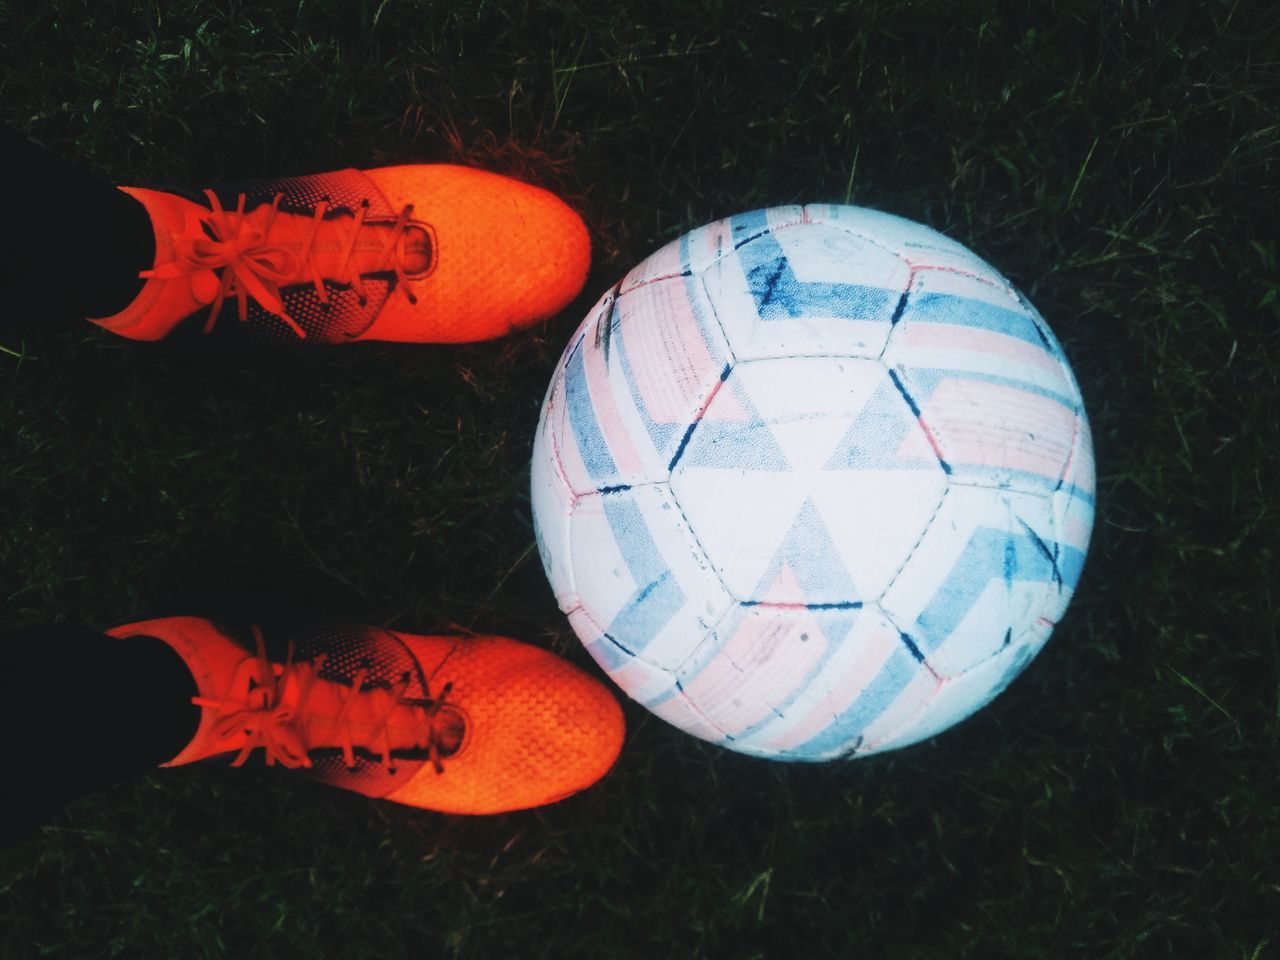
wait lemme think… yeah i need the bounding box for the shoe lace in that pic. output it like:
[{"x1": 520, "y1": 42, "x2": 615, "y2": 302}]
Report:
[
  {"x1": 192, "y1": 626, "x2": 458, "y2": 774},
  {"x1": 141, "y1": 190, "x2": 420, "y2": 339}
]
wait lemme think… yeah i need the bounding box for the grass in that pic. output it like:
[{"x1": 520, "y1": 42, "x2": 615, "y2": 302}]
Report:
[{"x1": 1, "y1": 0, "x2": 1278, "y2": 956}]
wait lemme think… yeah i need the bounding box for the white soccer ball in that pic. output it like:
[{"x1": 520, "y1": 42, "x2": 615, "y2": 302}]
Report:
[{"x1": 531, "y1": 205, "x2": 1094, "y2": 761}]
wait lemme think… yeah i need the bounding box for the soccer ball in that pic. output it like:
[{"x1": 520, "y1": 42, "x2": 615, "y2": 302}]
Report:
[{"x1": 531, "y1": 205, "x2": 1094, "y2": 761}]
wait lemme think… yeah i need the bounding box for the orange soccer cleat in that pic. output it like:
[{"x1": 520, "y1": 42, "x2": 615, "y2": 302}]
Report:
[
  {"x1": 106, "y1": 617, "x2": 624, "y2": 815},
  {"x1": 90, "y1": 165, "x2": 590, "y2": 344}
]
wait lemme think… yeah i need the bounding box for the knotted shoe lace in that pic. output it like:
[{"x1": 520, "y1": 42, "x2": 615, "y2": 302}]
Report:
[
  {"x1": 91, "y1": 165, "x2": 590, "y2": 345},
  {"x1": 107, "y1": 617, "x2": 624, "y2": 814}
]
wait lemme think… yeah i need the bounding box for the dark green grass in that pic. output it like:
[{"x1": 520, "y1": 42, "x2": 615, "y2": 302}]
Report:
[{"x1": 2, "y1": 1, "x2": 1278, "y2": 956}]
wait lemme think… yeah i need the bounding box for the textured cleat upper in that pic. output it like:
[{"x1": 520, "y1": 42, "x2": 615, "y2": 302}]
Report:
[
  {"x1": 384, "y1": 631, "x2": 627, "y2": 814},
  {"x1": 107, "y1": 617, "x2": 624, "y2": 814},
  {"x1": 91, "y1": 165, "x2": 591, "y2": 345}
]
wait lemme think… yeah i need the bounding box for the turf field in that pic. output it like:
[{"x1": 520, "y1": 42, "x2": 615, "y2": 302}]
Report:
[{"x1": 1, "y1": 2, "x2": 1277, "y2": 957}]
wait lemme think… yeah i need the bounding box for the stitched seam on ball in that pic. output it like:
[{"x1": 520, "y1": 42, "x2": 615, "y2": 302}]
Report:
[
  {"x1": 878, "y1": 484, "x2": 951, "y2": 607},
  {"x1": 669, "y1": 599, "x2": 739, "y2": 679},
  {"x1": 1038, "y1": 410, "x2": 1078, "y2": 620},
  {"x1": 1008, "y1": 287, "x2": 1087, "y2": 413},
  {"x1": 871, "y1": 601, "x2": 944, "y2": 751},
  {"x1": 876, "y1": 604, "x2": 943, "y2": 682},
  {"x1": 695, "y1": 266, "x2": 738, "y2": 368},
  {"x1": 544, "y1": 392, "x2": 580, "y2": 505},
  {"x1": 946, "y1": 612, "x2": 1048, "y2": 686},
  {"x1": 808, "y1": 221, "x2": 913, "y2": 263},
  {"x1": 730, "y1": 350, "x2": 889, "y2": 364},
  {"x1": 543, "y1": 406, "x2": 582, "y2": 611},
  {"x1": 1054, "y1": 412, "x2": 1082, "y2": 493},
  {"x1": 571, "y1": 602, "x2": 612, "y2": 651},
  {"x1": 886, "y1": 361, "x2": 955, "y2": 476},
  {"x1": 662, "y1": 366, "x2": 743, "y2": 605},
  {"x1": 622, "y1": 270, "x2": 692, "y2": 294},
  {"x1": 672, "y1": 677, "x2": 735, "y2": 741},
  {"x1": 661, "y1": 479, "x2": 740, "y2": 605},
  {"x1": 943, "y1": 477, "x2": 1062, "y2": 497},
  {"x1": 878, "y1": 268, "x2": 917, "y2": 362},
  {"x1": 946, "y1": 612, "x2": 1052, "y2": 691},
  {"x1": 619, "y1": 222, "x2": 776, "y2": 297}
]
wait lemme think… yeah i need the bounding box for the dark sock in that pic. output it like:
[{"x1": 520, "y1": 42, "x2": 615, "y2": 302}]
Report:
[
  {"x1": 0, "y1": 125, "x2": 155, "y2": 326},
  {"x1": 81, "y1": 187, "x2": 155, "y2": 317},
  {"x1": 1, "y1": 624, "x2": 200, "y2": 843}
]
